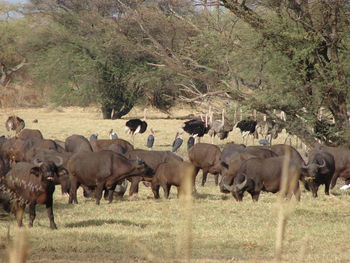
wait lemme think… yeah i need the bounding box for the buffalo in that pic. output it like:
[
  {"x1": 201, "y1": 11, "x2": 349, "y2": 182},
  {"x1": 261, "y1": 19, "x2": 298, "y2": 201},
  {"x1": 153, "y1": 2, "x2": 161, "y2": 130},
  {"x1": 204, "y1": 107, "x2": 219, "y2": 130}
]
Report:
[
  {"x1": 125, "y1": 149, "x2": 183, "y2": 196},
  {"x1": 313, "y1": 145, "x2": 350, "y2": 188},
  {"x1": 151, "y1": 161, "x2": 196, "y2": 199},
  {"x1": 302, "y1": 151, "x2": 335, "y2": 197},
  {"x1": 223, "y1": 156, "x2": 301, "y2": 201},
  {"x1": 65, "y1": 134, "x2": 93, "y2": 153},
  {"x1": 2, "y1": 160, "x2": 60, "y2": 229},
  {"x1": 188, "y1": 143, "x2": 222, "y2": 186},
  {"x1": 90, "y1": 138, "x2": 134, "y2": 154},
  {"x1": 67, "y1": 150, "x2": 153, "y2": 205}
]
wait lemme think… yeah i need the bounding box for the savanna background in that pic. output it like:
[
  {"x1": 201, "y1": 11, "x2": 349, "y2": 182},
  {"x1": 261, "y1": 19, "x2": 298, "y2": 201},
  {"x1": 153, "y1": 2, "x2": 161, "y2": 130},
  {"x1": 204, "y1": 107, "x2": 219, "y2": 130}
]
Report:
[{"x1": 1, "y1": 0, "x2": 350, "y2": 262}]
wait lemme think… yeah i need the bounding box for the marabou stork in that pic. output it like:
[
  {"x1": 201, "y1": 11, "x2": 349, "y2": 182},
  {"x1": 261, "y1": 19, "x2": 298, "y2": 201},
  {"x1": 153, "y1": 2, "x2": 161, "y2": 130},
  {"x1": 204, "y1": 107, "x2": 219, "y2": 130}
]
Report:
[
  {"x1": 147, "y1": 128, "x2": 155, "y2": 149},
  {"x1": 109, "y1": 129, "x2": 118, "y2": 139},
  {"x1": 172, "y1": 132, "x2": 183, "y2": 152},
  {"x1": 187, "y1": 135, "x2": 197, "y2": 150},
  {"x1": 89, "y1": 134, "x2": 98, "y2": 141},
  {"x1": 5, "y1": 115, "x2": 25, "y2": 134}
]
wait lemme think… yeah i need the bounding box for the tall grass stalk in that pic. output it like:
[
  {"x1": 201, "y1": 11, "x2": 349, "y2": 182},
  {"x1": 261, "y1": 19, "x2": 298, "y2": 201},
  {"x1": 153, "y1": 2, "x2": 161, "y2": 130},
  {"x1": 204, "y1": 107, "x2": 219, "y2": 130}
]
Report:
[
  {"x1": 274, "y1": 148, "x2": 298, "y2": 262},
  {"x1": 8, "y1": 230, "x2": 28, "y2": 263}
]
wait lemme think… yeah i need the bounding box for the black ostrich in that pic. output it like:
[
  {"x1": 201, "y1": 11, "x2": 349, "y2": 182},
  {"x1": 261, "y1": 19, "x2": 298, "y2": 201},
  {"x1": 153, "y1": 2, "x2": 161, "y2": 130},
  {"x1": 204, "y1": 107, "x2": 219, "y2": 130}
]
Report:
[
  {"x1": 235, "y1": 119, "x2": 258, "y2": 145},
  {"x1": 172, "y1": 132, "x2": 183, "y2": 152},
  {"x1": 182, "y1": 114, "x2": 209, "y2": 142},
  {"x1": 147, "y1": 128, "x2": 155, "y2": 149},
  {"x1": 125, "y1": 109, "x2": 148, "y2": 143}
]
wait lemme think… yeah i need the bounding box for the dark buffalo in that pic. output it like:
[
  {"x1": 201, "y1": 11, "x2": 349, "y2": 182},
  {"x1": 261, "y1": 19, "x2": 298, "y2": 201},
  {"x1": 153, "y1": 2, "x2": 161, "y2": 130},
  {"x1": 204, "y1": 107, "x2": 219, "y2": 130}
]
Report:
[
  {"x1": 90, "y1": 138, "x2": 134, "y2": 154},
  {"x1": 17, "y1": 129, "x2": 43, "y2": 141},
  {"x1": 220, "y1": 145, "x2": 277, "y2": 193},
  {"x1": 67, "y1": 150, "x2": 153, "y2": 205},
  {"x1": 223, "y1": 156, "x2": 301, "y2": 201},
  {"x1": 244, "y1": 146, "x2": 278, "y2": 159},
  {"x1": 188, "y1": 143, "x2": 222, "y2": 186},
  {"x1": 301, "y1": 151, "x2": 335, "y2": 197},
  {"x1": 220, "y1": 143, "x2": 246, "y2": 164},
  {"x1": 125, "y1": 149, "x2": 183, "y2": 196},
  {"x1": 32, "y1": 151, "x2": 72, "y2": 194},
  {"x1": 5, "y1": 116, "x2": 25, "y2": 134},
  {"x1": 151, "y1": 161, "x2": 196, "y2": 199},
  {"x1": 2, "y1": 160, "x2": 60, "y2": 229},
  {"x1": 270, "y1": 144, "x2": 305, "y2": 166},
  {"x1": 65, "y1": 135, "x2": 93, "y2": 153},
  {"x1": 220, "y1": 153, "x2": 256, "y2": 193},
  {"x1": 313, "y1": 145, "x2": 350, "y2": 188}
]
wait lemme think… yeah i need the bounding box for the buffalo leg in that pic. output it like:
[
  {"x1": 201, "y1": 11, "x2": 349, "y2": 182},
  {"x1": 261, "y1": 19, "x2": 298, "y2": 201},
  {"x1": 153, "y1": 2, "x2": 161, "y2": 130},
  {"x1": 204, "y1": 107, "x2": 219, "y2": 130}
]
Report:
[
  {"x1": 28, "y1": 202, "x2": 36, "y2": 228},
  {"x1": 161, "y1": 183, "x2": 171, "y2": 198},
  {"x1": 46, "y1": 196, "x2": 57, "y2": 229},
  {"x1": 250, "y1": 192, "x2": 260, "y2": 202},
  {"x1": 330, "y1": 174, "x2": 339, "y2": 189},
  {"x1": 95, "y1": 183, "x2": 105, "y2": 205},
  {"x1": 107, "y1": 184, "x2": 117, "y2": 203},
  {"x1": 152, "y1": 184, "x2": 160, "y2": 199},
  {"x1": 201, "y1": 169, "x2": 208, "y2": 186},
  {"x1": 325, "y1": 180, "x2": 331, "y2": 196},
  {"x1": 129, "y1": 177, "x2": 140, "y2": 196},
  {"x1": 294, "y1": 182, "x2": 301, "y2": 201},
  {"x1": 69, "y1": 177, "x2": 79, "y2": 204},
  {"x1": 214, "y1": 174, "x2": 219, "y2": 186},
  {"x1": 310, "y1": 183, "x2": 318, "y2": 198}
]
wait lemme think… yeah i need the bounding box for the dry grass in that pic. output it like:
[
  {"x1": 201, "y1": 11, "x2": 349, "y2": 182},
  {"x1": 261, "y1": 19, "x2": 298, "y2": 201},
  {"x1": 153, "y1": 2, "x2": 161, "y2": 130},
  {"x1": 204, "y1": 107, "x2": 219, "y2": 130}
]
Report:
[{"x1": 0, "y1": 106, "x2": 349, "y2": 263}]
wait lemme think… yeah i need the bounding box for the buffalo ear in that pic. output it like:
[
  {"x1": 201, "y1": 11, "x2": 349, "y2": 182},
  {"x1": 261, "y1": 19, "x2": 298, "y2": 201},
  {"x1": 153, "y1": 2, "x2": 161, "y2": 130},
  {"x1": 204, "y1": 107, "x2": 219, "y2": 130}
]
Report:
[
  {"x1": 30, "y1": 167, "x2": 40, "y2": 177},
  {"x1": 221, "y1": 161, "x2": 229, "y2": 169},
  {"x1": 58, "y1": 168, "x2": 69, "y2": 177}
]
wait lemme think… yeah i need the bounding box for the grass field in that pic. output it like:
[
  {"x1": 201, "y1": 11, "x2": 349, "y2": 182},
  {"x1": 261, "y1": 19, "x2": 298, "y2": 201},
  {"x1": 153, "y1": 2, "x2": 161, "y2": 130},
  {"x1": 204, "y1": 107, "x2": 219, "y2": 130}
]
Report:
[{"x1": 0, "y1": 106, "x2": 349, "y2": 263}]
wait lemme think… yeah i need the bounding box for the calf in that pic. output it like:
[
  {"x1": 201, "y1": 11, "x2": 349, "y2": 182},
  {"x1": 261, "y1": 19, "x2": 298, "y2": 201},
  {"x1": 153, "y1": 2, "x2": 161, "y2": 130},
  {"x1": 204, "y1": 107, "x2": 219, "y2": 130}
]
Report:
[
  {"x1": 125, "y1": 150, "x2": 183, "y2": 196},
  {"x1": 188, "y1": 143, "x2": 222, "y2": 186},
  {"x1": 151, "y1": 162, "x2": 196, "y2": 199},
  {"x1": 2, "y1": 160, "x2": 60, "y2": 229}
]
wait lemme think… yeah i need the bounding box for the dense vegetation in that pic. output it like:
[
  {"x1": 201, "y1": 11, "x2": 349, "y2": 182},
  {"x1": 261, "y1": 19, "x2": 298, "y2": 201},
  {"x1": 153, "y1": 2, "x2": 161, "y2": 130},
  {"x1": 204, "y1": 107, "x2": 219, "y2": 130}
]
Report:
[{"x1": 1, "y1": 0, "x2": 350, "y2": 145}]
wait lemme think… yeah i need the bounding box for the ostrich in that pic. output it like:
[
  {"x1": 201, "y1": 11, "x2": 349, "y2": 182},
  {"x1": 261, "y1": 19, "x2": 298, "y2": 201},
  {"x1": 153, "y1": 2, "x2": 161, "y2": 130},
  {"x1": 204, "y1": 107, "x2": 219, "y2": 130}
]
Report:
[
  {"x1": 182, "y1": 114, "x2": 209, "y2": 142},
  {"x1": 109, "y1": 129, "x2": 118, "y2": 139},
  {"x1": 5, "y1": 115, "x2": 25, "y2": 134},
  {"x1": 147, "y1": 128, "x2": 155, "y2": 149},
  {"x1": 125, "y1": 108, "x2": 148, "y2": 143},
  {"x1": 208, "y1": 109, "x2": 233, "y2": 143},
  {"x1": 172, "y1": 132, "x2": 183, "y2": 152},
  {"x1": 235, "y1": 119, "x2": 258, "y2": 145}
]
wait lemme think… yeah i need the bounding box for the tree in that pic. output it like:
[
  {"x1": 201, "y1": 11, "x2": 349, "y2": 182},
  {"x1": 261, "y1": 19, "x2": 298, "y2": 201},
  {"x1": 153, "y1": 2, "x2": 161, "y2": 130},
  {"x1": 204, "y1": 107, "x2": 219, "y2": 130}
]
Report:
[
  {"x1": 115, "y1": 0, "x2": 350, "y2": 145},
  {"x1": 27, "y1": 0, "x2": 178, "y2": 118},
  {"x1": 0, "y1": 3, "x2": 28, "y2": 89}
]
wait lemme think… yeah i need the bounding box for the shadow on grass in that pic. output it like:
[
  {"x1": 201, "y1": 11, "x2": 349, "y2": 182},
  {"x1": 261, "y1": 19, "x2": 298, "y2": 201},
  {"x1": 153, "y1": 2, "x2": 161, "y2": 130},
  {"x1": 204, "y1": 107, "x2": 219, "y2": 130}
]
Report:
[
  {"x1": 194, "y1": 192, "x2": 223, "y2": 200},
  {"x1": 65, "y1": 219, "x2": 148, "y2": 228}
]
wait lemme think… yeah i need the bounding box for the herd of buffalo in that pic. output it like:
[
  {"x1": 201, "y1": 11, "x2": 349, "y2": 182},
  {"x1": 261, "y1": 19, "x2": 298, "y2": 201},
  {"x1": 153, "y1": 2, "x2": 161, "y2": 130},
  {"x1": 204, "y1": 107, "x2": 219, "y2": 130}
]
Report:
[{"x1": 1, "y1": 117, "x2": 350, "y2": 230}]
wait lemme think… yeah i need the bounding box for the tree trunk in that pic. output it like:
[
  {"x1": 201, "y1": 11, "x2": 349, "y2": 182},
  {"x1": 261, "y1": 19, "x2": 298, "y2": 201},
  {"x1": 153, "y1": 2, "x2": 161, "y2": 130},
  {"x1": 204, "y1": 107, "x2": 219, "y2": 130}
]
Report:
[
  {"x1": 111, "y1": 103, "x2": 134, "y2": 119},
  {"x1": 101, "y1": 105, "x2": 113, "y2": 119}
]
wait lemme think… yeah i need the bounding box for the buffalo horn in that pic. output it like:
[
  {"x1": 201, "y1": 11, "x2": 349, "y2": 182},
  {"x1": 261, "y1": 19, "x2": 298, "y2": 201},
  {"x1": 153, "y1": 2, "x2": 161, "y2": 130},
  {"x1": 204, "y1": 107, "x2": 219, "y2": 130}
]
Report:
[
  {"x1": 222, "y1": 182, "x2": 234, "y2": 192},
  {"x1": 317, "y1": 159, "x2": 326, "y2": 168},
  {"x1": 33, "y1": 158, "x2": 43, "y2": 167},
  {"x1": 54, "y1": 156, "x2": 64, "y2": 167},
  {"x1": 236, "y1": 175, "x2": 248, "y2": 191},
  {"x1": 301, "y1": 162, "x2": 308, "y2": 169}
]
